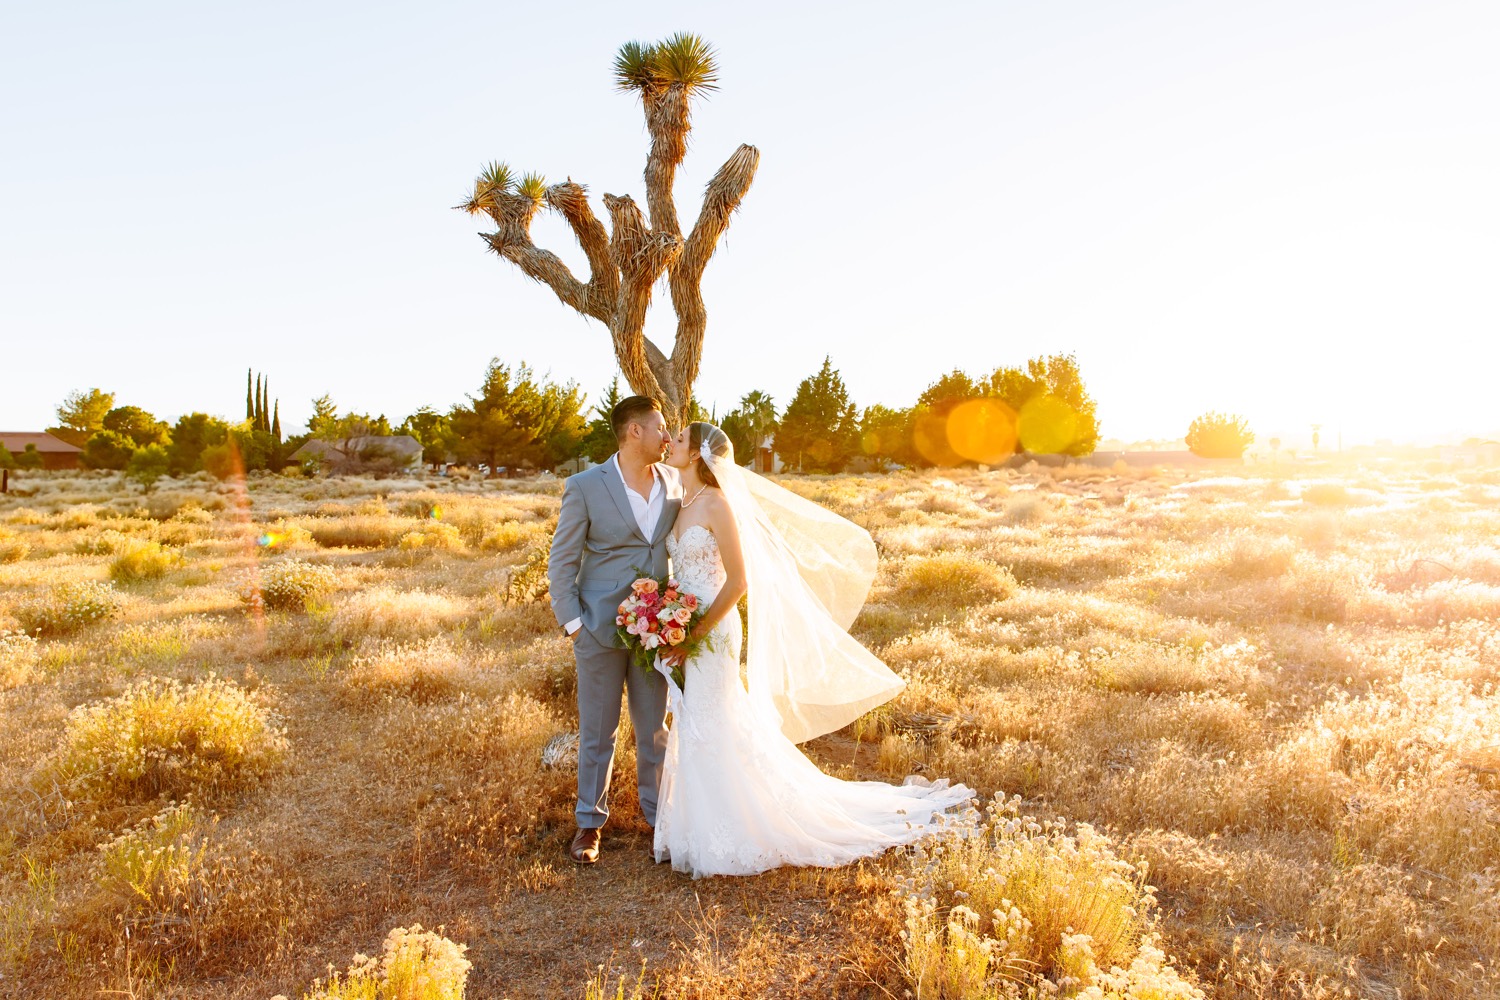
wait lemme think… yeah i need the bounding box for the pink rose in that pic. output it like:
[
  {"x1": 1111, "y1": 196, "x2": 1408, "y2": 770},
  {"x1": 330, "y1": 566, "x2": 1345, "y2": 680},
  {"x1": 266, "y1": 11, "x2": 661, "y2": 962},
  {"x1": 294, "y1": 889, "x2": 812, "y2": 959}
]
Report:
[
  {"x1": 616, "y1": 615, "x2": 625, "y2": 626},
  {"x1": 682, "y1": 594, "x2": 699, "y2": 610},
  {"x1": 673, "y1": 607, "x2": 692, "y2": 625}
]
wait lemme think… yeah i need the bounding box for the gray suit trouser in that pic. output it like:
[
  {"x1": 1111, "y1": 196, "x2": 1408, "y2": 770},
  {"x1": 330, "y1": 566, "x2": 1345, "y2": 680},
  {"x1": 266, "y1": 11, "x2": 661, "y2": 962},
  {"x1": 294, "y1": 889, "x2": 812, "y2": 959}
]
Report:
[{"x1": 574, "y1": 628, "x2": 668, "y2": 829}]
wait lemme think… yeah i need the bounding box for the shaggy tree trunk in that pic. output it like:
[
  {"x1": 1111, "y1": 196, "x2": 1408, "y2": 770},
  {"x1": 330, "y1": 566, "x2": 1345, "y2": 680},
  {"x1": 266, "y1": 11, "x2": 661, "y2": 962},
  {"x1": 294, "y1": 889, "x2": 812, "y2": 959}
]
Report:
[{"x1": 465, "y1": 53, "x2": 758, "y2": 426}]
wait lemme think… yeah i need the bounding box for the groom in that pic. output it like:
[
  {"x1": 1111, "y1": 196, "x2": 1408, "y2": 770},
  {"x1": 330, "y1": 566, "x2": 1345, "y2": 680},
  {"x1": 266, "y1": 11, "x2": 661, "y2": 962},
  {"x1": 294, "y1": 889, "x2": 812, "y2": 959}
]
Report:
[{"x1": 548, "y1": 394, "x2": 680, "y2": 865}]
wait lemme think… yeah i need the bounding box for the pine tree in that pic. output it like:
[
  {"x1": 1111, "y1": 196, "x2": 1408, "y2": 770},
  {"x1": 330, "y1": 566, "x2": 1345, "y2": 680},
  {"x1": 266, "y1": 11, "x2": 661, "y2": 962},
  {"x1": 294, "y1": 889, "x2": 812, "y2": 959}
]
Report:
[{"x1": 773, "y1": 357, "x2": 859, "y2": 473}]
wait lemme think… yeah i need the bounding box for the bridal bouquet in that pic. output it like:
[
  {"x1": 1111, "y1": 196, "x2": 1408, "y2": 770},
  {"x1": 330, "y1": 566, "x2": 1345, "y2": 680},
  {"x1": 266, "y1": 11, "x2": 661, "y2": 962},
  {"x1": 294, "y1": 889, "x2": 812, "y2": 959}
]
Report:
[{"x1": 616, "y1": 575, "x2": 708, "y2": 689}]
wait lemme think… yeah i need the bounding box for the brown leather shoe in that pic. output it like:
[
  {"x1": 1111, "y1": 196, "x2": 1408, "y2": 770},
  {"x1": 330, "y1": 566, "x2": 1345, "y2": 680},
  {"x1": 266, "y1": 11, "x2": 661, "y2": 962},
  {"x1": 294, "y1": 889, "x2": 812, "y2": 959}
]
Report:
[{"x1": 569, "y1": 827, "x2": 601, "y2": 865}]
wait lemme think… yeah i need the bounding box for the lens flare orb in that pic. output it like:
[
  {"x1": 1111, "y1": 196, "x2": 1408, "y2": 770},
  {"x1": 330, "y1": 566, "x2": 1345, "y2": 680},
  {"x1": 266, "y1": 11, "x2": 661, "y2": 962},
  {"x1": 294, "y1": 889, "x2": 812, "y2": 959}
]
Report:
[{"x1": 945, "y1": 398, "x2": 1018, "y2": 465}]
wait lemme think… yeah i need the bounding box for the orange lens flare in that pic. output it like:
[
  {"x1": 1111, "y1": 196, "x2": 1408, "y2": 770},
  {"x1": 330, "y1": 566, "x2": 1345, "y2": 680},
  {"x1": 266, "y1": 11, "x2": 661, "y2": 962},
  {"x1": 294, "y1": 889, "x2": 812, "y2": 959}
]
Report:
[
  {"x1": 945, "y1": 398, "x2": 1018, "y2": 465},
  {"x1": 913, "y1": 411, "x2": 961, "y2": 466}
]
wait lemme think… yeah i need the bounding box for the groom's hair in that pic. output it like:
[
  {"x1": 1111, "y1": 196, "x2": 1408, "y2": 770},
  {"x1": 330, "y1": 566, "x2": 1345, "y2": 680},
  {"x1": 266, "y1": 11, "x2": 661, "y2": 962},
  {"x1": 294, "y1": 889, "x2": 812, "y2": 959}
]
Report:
[{"x1": 611, "y1": 395, "x2": 662, "y2": 442}]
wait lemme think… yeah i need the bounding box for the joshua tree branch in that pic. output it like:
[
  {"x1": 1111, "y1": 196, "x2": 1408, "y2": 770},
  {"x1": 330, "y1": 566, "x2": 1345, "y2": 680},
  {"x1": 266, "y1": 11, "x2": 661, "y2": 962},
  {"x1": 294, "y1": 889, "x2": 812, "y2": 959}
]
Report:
[
  {"x1": 643, "y1": 85, "x2": 691, "y2": 239},
  {"x1": 604, "y1": 193, "x2": 683, "y2": 405},
  {"x1": 545, "y1": 181, "x2": 619, "y2": 323},
  {"x1": 669, "y1": 144, "x2": 760, "y2": 396},
  {"x1": 480, "y1": 191, "x2": 599, "y2": 320}
]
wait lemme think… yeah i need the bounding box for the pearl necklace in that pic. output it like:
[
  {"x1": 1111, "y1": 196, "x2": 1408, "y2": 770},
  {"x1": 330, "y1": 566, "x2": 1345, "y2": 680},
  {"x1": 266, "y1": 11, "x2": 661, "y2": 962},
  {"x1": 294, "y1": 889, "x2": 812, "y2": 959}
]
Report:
[{"x1": 680, "y1": 484, "x2": 708, "y2": 509}]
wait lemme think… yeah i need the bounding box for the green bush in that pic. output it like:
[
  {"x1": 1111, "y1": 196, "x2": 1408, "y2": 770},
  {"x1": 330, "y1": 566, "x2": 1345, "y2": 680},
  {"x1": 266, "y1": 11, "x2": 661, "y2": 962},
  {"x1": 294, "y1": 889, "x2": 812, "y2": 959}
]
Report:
[
  {"x1": 200, "y1": 443, "x2": 240, "y2": 481},
  {"x1": 47, "y1": 675, "x2": 288, "y2": 803},
  {"x1": 82, "y1": 429, "x2": 137, "y2": 470},
  {"x1": 125, "y1": 443, "x2": 171, "y2": 492}
]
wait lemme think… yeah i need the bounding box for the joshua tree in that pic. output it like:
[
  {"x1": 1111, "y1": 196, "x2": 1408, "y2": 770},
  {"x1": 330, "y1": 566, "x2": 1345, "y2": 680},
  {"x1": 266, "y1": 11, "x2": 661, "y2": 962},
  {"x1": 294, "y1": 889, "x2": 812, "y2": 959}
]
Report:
[{"x1": 459, "y1": 34, "x2": 760, "y2": 425}]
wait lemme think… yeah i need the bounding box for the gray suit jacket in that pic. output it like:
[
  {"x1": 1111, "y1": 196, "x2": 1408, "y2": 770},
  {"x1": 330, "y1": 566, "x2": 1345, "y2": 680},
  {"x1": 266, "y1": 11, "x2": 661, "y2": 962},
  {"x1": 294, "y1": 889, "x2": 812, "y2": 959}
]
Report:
[{"x1": 548, "y1": 456, "x2": 682, "y2": 648}]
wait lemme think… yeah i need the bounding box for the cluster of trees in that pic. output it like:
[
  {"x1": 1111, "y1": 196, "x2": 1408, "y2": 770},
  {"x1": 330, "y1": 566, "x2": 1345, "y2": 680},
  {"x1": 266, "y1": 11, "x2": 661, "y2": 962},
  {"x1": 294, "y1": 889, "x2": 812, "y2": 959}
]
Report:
[
  {"x1": 397, "y1": 361, "x2": 587, "y2": 474},
  {"x1": 29, "y1": 360, "x2": 590, "y2": 486},
  {"x1": 764, "y1": 353, "x2": 1101, "y2": 473},
  {"x1": 0, "y1": 442, "x2": 44, "y2": 471},
  {"x1": 28, "y1": 352, "x2": 1109, "y2": 485},
  {"x1": 29, "y1": 387, "x2": 280, "y2": 491}
]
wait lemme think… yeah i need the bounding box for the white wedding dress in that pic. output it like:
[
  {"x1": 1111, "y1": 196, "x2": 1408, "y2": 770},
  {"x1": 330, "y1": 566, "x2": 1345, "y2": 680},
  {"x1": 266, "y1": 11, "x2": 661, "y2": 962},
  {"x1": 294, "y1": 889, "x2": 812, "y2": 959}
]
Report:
[{"x1": 653, "y1": 524, "x2": 975, "y2": 878}]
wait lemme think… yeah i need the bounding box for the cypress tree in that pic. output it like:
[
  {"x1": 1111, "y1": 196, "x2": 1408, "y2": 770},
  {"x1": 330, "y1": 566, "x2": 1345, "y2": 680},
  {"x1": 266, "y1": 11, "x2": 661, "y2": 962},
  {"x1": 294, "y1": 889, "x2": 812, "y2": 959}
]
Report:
[
  {"x1": 271, "y1": 401, "x2": 282, "y2": 442},
  {"x1": 246, "y1": 369, "x2": 254, "y2": 421}
]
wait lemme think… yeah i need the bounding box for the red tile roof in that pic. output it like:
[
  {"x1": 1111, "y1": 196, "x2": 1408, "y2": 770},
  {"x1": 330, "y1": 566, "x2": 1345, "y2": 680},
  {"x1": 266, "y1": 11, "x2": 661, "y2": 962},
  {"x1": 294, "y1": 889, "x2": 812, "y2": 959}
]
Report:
[{"x1": 0, "y1": 432, "x2": 84, "y2": 453}]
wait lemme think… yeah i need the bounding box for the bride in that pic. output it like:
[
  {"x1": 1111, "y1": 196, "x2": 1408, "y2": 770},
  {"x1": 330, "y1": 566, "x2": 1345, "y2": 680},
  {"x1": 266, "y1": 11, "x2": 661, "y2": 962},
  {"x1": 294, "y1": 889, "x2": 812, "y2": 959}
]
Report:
[{"x1": 651, "y1": 421, "x2": 974, "y2": 878}]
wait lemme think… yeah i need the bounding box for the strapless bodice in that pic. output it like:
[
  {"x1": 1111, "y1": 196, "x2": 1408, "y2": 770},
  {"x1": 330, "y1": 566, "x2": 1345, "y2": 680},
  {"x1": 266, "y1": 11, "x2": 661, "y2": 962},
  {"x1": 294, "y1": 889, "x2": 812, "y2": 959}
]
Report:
[{"x1": 666, "y1": 523, "x2": 726, "y2": 604}]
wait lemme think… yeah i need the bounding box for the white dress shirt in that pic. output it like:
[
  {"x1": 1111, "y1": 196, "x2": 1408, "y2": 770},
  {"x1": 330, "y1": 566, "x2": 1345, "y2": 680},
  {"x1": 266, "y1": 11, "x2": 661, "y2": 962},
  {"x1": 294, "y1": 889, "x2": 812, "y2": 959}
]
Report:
[{"x1": 565, "y1": 455, "x2": 663, "y2": 636}]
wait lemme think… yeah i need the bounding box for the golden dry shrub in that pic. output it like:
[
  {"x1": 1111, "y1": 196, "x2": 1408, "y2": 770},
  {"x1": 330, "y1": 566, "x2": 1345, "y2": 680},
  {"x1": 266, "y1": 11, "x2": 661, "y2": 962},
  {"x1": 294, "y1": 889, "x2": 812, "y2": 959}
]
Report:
[
  {"x1": 477, "y1": 519, "x2": 548, "y2": 553},
  {"x1": 897, "y1": 794, "x2": 1203, "y2": 999},
  {"x1": 246, "y1": 558, "x2": 340, "y2": 612},
  {"x1": 307, "y1": 515, "x2": 414, "y2": 549},
  {"x1": 1001, "y1": 493, "x2": 1052, "y2": 525},
  {"x1": 80, "y1": 800, "x2": 307, "y2": 974},
  {"x1": 390, "y1": 691, "x2": 572, "y2": 877},
  {"x1": 329, "y1": 586, "x2": 467, "y2": 645},
  {"x1": 0, "y1": 527, "x2": 28, "y2": 563},
  {"x1": 1301, "y1": 483, "x2": 1353, "y2": 506},
  {"x1": 339, "y1": 636, "x2": 468, "y2": 704},
  {"x1": 256, "y1": 519, "x2": 316, "y2": 550},
  {"x1": 108, "y1": 539, "x2": 183, "y2": 582},
  {"x1": 0, "y1": 628, "x2": 40, "y2": 689},
  {"x1": 14, "y1": 579, "x2": 125, "y2": 635},
  {"x1": 896, "y1": 552, "x2": 1018, "y2": 608},
  {"x1": 45, "y1": 675, "x2": 288, "y2": 804},
  {"x1": 1216, "y1": 532, "x2": 1296, "y2": 581},
  {"x1": 74, "y1": 527, "x2": 133, "y2": 555},
  {"x1": 288, "y1": 923, "x2": 471, "y2": 1000},
  {"x1": 397, "y1": 521, "x2": 465, "y2": 553}
]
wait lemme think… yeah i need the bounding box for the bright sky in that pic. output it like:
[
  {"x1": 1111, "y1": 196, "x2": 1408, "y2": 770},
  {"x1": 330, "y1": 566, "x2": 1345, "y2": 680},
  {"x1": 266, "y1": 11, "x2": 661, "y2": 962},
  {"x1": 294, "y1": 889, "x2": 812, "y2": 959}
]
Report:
[{"x1": 2, "y1": 1, "x2": 1496, "y2": 446}]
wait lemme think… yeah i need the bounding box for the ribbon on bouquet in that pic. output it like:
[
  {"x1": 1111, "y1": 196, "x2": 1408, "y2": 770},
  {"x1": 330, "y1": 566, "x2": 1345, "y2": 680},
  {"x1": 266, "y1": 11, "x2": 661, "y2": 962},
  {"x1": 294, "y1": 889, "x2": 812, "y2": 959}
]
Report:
[{"x1": 653, "y1": 654, "x2": 694, "y2": 738}]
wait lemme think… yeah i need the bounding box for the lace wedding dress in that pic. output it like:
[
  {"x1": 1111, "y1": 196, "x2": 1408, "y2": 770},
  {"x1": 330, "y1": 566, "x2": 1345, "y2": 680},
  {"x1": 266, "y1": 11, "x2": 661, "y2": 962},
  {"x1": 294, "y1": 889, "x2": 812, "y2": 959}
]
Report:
[{"x1": 654, "y1": 524, "x2": 975, "y2": 878}]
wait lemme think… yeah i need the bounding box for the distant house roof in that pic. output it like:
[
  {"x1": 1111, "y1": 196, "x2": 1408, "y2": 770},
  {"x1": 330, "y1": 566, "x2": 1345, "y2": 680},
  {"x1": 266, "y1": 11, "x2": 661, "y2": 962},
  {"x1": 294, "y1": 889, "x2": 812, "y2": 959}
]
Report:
[
  {"x1": 0, "y1": 432, "x2": 83, "y2": 454},
  {"x1": 289, "y1": 435, "x2": 424, "y2": 462}
]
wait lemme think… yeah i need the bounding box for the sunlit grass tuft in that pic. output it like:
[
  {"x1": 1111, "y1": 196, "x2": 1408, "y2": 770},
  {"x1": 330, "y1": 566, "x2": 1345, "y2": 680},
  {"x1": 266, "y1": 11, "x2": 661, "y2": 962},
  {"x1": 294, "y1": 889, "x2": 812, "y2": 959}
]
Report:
[{"x1": 45, "y1": 675, "x2": 288, "y2": 804}]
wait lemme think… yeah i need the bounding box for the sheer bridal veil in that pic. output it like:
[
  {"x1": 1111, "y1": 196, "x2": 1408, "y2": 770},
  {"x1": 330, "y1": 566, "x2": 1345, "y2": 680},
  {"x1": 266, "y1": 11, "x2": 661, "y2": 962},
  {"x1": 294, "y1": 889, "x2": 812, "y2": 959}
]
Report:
[{"x1": 697, "y1": 428, "x2": 904, "y2": 743}]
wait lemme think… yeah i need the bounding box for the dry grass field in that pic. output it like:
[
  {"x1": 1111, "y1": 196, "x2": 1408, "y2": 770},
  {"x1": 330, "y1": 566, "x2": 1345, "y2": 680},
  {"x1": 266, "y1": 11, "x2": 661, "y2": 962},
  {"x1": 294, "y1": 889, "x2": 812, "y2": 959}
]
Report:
[{"x1": 1, "y1": 459, "x2": 1497, "y2": 999}]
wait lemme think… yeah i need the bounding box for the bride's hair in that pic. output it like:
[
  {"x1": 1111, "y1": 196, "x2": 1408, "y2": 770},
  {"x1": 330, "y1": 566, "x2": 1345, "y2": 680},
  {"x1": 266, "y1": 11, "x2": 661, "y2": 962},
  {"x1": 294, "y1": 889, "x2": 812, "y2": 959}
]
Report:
[{"x1": 688, "y1": 422, "x2": 733, "y2": 488}]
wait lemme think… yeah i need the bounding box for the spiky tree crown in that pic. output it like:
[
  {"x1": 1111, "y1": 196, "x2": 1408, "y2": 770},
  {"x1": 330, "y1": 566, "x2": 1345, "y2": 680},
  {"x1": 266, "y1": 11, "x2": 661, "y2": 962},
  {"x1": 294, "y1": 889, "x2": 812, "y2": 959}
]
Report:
[{"x1": 613, "y1": 33, "x2": 719, "y2": 95}]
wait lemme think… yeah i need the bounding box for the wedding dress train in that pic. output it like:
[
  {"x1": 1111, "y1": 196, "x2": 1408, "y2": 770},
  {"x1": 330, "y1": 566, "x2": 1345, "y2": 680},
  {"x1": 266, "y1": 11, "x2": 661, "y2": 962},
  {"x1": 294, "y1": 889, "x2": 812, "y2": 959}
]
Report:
[{"x1": 653, "y1": 524, "x2": 974, "y2": 878}]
